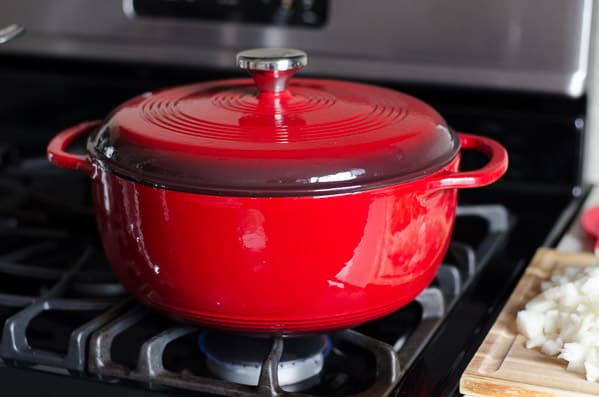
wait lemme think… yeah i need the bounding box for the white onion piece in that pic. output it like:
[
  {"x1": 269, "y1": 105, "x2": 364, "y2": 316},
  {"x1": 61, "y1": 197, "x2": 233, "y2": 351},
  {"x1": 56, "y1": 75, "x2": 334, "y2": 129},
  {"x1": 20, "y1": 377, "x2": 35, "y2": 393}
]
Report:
[{"x1": 517, "y1": 263, "x2": 599, "y2": 382}]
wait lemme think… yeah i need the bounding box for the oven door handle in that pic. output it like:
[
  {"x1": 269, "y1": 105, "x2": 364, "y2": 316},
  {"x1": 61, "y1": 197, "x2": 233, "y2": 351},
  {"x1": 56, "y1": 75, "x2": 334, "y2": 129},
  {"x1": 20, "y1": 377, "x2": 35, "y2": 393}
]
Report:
[
  {"x1": 47, "y1": 120, "x2": 101, "y2": 176},
  {"x1": 427, "y1": 133, "x2": 508, "y2": 191}
]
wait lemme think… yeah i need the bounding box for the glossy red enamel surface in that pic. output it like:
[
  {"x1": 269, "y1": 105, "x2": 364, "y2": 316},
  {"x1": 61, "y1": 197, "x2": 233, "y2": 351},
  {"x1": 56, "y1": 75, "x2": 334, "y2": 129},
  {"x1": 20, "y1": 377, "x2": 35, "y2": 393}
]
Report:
[
  {"x1": 91, "y1": 161, "x2": 459, "y2": 333},
  {"x1": 48, "y1": 124, "x2": 508, "y2": 333},
  {"x1": 89, "y1": 78, "x2": 459, "y2": 195}
]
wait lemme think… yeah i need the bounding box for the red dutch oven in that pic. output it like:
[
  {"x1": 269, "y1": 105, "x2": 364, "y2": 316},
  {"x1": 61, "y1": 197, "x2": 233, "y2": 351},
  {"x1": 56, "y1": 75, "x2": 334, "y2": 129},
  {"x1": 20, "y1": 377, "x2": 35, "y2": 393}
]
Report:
[{"x1": 47, "y1": 49, "x2": 508, "y2": 334}]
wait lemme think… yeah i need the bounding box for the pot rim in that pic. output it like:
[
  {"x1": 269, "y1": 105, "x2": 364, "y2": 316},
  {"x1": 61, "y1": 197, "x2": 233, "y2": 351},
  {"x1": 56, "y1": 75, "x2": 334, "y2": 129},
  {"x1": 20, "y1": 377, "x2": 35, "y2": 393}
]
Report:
[
  {"x1": 48, "y1": 121, "x2": 507, "y2": 198},
  {"x1": 88, "y1": 140, "x2": 461, "y2": 198}
]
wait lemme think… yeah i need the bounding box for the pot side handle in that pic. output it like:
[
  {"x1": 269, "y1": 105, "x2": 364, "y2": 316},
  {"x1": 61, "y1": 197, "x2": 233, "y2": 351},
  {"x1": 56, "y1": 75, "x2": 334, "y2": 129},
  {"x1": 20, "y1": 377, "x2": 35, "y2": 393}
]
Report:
[
  {"x1": 427, "y1": 133, "x2": 508, "y2": 191},
  {"x1": 47, "y1": 120, "x2": 101, "y2": 176}
]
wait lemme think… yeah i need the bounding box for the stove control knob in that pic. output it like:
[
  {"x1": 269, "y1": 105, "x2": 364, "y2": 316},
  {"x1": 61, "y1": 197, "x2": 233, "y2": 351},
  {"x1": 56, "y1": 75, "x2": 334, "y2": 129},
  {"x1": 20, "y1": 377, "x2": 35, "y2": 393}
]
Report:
[{"x1": 236, "y1": 48, "x2": 308, "y2": 94}]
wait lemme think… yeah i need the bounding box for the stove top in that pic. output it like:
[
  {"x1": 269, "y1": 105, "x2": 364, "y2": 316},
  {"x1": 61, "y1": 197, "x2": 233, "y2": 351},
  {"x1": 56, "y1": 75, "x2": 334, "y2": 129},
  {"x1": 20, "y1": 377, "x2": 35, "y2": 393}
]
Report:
[
  {"x1": 0, "y1": 53, "x2": 586, "y2": 396},
  {"x1": 0, "y1": 150, "x2": 510, "y2": 396}
]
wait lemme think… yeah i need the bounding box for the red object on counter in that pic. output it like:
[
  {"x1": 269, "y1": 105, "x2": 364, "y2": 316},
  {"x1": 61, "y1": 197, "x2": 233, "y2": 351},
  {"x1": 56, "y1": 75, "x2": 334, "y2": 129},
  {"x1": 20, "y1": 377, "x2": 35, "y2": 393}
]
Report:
[
  {"x1": 581, "y1": 205, "x2": 599, "y2": 258},
  {"x1": 47, "y1": 48, "x2": 508, "y2": 333}
]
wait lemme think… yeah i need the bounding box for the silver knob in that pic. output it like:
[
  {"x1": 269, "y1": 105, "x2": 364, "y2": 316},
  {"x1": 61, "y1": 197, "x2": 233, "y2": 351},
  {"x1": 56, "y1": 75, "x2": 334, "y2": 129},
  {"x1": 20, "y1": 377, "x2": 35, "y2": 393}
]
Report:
[
  {"x1": 0, "y1": 24, "x2": 25, "y2": 44},
  {"x1": 236, "y1": 48, "x2": 308, "y2": 93},
  {"x1": 237, "y1": 48, "x2": 308, "y2": 71}
]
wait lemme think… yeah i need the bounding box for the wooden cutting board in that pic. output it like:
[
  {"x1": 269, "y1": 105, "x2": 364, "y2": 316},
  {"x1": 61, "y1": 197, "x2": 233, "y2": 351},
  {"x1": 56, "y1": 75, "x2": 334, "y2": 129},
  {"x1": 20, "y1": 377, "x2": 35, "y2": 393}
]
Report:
[{"x1": 460, "y1": 248, "x2": 599, "y2": 397}]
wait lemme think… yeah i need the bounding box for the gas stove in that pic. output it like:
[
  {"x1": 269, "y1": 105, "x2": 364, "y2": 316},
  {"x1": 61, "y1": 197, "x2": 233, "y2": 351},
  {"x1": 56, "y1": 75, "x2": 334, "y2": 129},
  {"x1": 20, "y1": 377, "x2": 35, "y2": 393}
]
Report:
[
  {"x1": 0, "y1": 92, "x2": 583, "y2": 396},
  {"x1": 0, "y1": 0, "x2": 593, "y2": 395},
  {"x1": 0, "y1": 147, "x2": 514, "y2": 396}
]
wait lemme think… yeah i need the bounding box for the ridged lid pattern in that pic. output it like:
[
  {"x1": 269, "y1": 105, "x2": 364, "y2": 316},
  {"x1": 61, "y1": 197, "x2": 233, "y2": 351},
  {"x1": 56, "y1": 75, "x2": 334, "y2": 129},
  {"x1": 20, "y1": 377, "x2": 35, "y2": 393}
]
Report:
[{"x1": 88, "y1": 49, "x2": 459, "y2": 196}]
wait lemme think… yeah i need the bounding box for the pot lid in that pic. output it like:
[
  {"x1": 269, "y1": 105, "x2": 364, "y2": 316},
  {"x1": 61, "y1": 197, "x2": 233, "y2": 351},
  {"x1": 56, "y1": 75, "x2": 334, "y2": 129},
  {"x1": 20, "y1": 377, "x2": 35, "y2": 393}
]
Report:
[{"x1": 88, "y1": 48, "x2": 459, "y2": 196}]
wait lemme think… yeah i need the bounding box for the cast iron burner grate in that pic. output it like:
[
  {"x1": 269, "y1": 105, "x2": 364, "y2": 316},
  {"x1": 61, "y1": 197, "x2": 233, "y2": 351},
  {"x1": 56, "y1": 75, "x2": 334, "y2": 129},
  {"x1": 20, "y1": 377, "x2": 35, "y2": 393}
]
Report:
[{"x1": 0, "y1": 154, "x2": 511, "y2": 396}]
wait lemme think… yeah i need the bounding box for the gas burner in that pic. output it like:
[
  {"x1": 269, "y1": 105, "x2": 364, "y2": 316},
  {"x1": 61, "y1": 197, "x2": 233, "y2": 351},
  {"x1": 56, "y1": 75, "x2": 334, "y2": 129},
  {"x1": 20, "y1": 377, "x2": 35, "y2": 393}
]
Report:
[{"x1": 199, "y1": 332, "x2": 331, "y2": 391}]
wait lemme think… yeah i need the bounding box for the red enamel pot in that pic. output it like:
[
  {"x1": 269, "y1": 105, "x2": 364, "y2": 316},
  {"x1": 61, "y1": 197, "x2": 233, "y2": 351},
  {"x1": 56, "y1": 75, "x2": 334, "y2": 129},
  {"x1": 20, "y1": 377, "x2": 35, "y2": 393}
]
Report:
[{"x1": 47, "y1": 49, "x2": 508, "y2": 334}]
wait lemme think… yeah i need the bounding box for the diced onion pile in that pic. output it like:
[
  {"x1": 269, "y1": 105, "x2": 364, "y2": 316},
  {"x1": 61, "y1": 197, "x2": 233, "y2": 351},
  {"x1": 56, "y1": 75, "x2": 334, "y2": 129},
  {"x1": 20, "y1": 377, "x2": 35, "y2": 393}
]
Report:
[{"x1": 517, "y1": 264, "x2": 599, "y2": 382}]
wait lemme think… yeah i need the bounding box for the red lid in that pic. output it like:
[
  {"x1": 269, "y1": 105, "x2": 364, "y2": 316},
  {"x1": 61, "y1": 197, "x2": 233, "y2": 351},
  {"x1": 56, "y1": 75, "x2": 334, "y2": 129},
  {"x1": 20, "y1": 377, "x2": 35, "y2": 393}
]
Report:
[{"x1": 88, "y1": 48, "x2": 459, "y2": 196}]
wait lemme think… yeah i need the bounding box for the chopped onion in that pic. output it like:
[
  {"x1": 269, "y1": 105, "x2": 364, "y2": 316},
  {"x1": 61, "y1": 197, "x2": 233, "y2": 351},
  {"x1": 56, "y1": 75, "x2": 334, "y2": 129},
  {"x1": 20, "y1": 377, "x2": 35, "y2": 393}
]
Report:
[{"x1": 517, "y1": 263, "x2": 599, "y2": 382}]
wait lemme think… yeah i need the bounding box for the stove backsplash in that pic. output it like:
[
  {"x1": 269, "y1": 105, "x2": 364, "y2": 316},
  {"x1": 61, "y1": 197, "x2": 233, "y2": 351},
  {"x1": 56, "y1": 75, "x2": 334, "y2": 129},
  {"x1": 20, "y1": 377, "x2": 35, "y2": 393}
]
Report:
[{"x1": 0, "y1": 0, "x2": 592, "y2": 96}]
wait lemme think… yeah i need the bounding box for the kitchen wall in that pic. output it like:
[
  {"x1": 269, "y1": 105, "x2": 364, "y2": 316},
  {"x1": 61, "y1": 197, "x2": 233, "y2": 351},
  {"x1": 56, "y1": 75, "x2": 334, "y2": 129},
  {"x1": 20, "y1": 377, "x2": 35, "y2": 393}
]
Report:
[{"x1": 586, "y1": 1, "x2": 599, "y2": 183}]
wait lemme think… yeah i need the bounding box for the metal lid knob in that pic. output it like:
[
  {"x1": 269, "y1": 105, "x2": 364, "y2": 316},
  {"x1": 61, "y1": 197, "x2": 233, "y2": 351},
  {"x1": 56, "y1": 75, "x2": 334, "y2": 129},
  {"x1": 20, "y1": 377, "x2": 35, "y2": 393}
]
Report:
[
  {"x1": 236, "y1": 48, "x2": 308, "y2": 94},
  {"x1": 0, "y1": 24, "x2": 25, "y2": 44}
]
